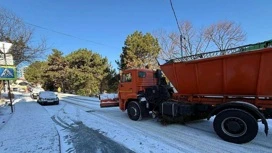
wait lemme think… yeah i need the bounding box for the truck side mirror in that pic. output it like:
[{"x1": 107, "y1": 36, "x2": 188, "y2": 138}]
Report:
[{"x1": 155, "y1": 69, "x2": 162, "y2": 79}]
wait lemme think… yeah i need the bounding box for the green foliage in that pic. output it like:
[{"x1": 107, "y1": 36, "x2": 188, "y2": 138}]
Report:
[
  {"x1": 100, "y1": 67, "x2": 119, "y2": 93},
  {"x1": 117, "y1": 31, "x2": 161, "y2": 70},
  {"x1": 65, "y1": 49, "x2": 109, "y2": 96},
  {"x1": 24, "y1": 61, "x2": 48, "y2": 84},
  {"x1": 25, "y1": 48, "x2": 117, "y2": 96},
  {"x1": 43, "y1": 49, "x2": 67, "y2": 91},
  {"x1": 107, "y1": 69, "x2": 119, "y2": 93}
]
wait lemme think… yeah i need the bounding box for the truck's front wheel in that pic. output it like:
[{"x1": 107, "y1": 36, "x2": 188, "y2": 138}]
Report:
[
  {"x1": 127, "y1": 101, "x2": 142, "y2": 121},
  {"x1": 213, "y1": 109, "x2": 258, "y2": 144}
]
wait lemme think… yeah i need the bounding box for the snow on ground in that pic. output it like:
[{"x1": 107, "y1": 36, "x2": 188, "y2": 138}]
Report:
[
  {"x1": 0, "y1": 94, "x2": 59, "y2": 153},
  {"x1": 0, "y1": 92, "x2": 271, "y2": 153},
  {"x1": 58, "y1": 94, "x2": 272, "y2": 153},
  {"x1": 0, "y1": 92, "x2": 24, "y2": 130},
  {"x1": 99, "y1": 93, "x2": 118, "y2": 100},
  {"x1": 0, "y1": 105, "x2": 12, "y2": 130},
  {"x1": 44, "y1": 99, "x2": 133, "y2": 153}
]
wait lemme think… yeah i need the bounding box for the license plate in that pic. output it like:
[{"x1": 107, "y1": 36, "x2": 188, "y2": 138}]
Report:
[{"x1": 48, "y1": 100, "x2": 54, "y2": 102}]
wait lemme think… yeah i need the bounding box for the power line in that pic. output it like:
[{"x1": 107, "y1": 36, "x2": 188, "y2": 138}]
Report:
[
  {"x1": 169, "y1": 0, "x2": 182, "y2": 35},
  {"x1": 169, "y1": 0, "x2": 185, "y2": 57},
  {"x1": 5, "y1": 16, "x2": 119, "y2": 49}
]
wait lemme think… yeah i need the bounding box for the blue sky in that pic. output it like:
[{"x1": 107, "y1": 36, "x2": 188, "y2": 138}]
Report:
[{"x1": 1, "y1": 0, "x2": 272, "y2": 69}]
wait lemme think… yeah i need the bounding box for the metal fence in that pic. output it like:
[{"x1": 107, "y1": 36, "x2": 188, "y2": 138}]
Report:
[{"x1": 167, "y1": 40, "x2": 272, "y2": 63}]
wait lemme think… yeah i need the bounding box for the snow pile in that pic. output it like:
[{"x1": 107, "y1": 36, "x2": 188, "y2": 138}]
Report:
[
  {"x1": 31, "y1": 87, "x2": 44, "y2": 94},
  {"x1": 99, "y1": 93, "x2": 118, "y2": 101}
]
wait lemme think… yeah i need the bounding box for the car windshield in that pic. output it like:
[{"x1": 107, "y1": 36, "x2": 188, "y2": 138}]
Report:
[
  {"x1": 39, "y1": 91, "x2": 56, "y2": 98},
  {"x1": 18, "y1": 82, "x2": 28, "y2": 86}
]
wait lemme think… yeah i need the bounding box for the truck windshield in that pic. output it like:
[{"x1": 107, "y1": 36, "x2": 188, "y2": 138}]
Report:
[
  {"x1": 121, "y1": 73, "x2": 132, "y2": 82},
  {"x1": 138, "y1": 71, "x2": 146, "y2": 78}
]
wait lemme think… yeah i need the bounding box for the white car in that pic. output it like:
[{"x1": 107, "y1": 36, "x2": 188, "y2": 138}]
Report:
[
  {"x1": 37, "y1": 91, "x2": 59, "y2": 105},
  {"x1": 30, "y1": 87, "x2": 44, "y2": 99}
]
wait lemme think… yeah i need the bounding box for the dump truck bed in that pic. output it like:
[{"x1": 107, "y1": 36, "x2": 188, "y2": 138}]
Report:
[{"x1": 160, "y1": 40, "x2": 272, "y2": 107}]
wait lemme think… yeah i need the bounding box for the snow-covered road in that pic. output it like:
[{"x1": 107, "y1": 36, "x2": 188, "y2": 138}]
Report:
[
  {"x1": 56, "y1": 93, "x2": 272, "y2": 153},
  {"x1": 44, "y1": 95, "x2": 133, "y2": 153},
  {"x1": 0, "y1": 93, "x2": 271, "y2": 153}
]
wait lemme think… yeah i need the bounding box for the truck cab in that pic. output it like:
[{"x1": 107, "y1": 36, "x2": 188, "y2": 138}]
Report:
[{"x1": 118, "y1": 69, "x2": 157, "y2": 111}]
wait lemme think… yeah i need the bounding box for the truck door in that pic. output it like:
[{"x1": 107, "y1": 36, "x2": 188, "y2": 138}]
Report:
[
  {"x1": 99, "y1": 72, "x2": 134, "y2": 108},
  {"x1": 119, "y1": 72, "x2": 134, "y2": 100}
]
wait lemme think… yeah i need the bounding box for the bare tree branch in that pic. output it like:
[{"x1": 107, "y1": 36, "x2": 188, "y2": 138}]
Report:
[
  {"x1": 154, "y1": 21, "x2": 210, "y2": 60},
  {"x1": 153, "y1": 29, "x2": 180, "y2": 60},
  {"x1": 204, "y1": 21, "x2": 246, "y2": 51},
  {"x1": 0, "y1": 7, "x2": 47, "y2": 65}
]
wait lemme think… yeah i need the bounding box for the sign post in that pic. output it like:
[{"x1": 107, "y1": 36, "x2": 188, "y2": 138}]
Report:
[{"x1": 0, "y1": 42, "x2": 14, "y2": 113}]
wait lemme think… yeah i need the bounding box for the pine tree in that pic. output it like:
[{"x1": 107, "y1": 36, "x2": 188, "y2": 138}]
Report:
[{"x1": 117, "y1": 31, "x2": 161, "y2": 70}]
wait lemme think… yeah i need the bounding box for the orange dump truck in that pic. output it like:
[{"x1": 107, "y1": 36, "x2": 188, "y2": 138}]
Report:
[{"x1": 100, "y1": 40, "x2": 272, "y2": 144}]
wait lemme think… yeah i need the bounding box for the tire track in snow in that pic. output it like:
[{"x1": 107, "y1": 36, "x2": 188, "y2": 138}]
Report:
[
  {"x1": 59, "y1": 95, "x2": 272, "y2": 153},
  {"x1": 60, "y1": 98, "x2": 225, "y2": 152}
]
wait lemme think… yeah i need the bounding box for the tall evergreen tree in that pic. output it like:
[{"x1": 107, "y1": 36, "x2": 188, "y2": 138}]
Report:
[
  {"x1": 43, "y1": 49, "x2": 67, "y2": 91},
  {"x1": 65, "y1": 49, "x2": 109, "y2": 96},
  {"x1": 100, "y1": 67, "x2": 119, "y2": 93},
  {"x1": 24, "y1": 61, "x2": 48, "y2": 85},
  {"x1": 116, "y1": 31, "x2": 161, "y2": 70}
]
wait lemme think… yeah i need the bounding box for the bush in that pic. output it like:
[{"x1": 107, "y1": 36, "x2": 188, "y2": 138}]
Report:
[{"x1": 76, "y1": 89, "x2": 88, "y2": 96}]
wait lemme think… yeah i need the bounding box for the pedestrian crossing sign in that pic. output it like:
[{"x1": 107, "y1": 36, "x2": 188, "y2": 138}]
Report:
[{"x1": 0, "y1": 66, "x2": 17, "y2": 80}]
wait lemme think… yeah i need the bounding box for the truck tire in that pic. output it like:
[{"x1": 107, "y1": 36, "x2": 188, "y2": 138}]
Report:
[
  {"x1": 213, "y1": 109, "x2": 258, "y2": 144},
  {"x1": 127, "y1": 101, "x2": 142, "y2": 121}
]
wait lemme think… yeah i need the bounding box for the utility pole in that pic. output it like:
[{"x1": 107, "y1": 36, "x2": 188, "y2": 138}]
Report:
[{"x1": 180, "y1": 35, "x2": 183, "y2": 57}]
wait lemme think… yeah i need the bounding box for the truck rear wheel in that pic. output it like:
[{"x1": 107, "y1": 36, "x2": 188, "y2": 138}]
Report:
[
  {"x1": 127, "y1": 101, "x2": 142, "y2": 121},
  {"x1": 213, "y1": 109, "x2": 258, "y2": 144}
]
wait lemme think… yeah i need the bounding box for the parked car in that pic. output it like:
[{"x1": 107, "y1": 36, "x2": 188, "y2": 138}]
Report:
[
  {"x1": 18, "y1": 81, "x2": 29, "y2": 92},
  {"x1": 37, "y1": 91, "x2": 59, "y2": 105},
  {"x1": 30, "y1": 87, "x2": 44, "y2": 99}
]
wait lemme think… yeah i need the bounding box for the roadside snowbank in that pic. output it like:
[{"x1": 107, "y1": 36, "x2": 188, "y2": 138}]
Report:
[{"x1": 0, "y1": 97, "x2": 59, "y2": 153}]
